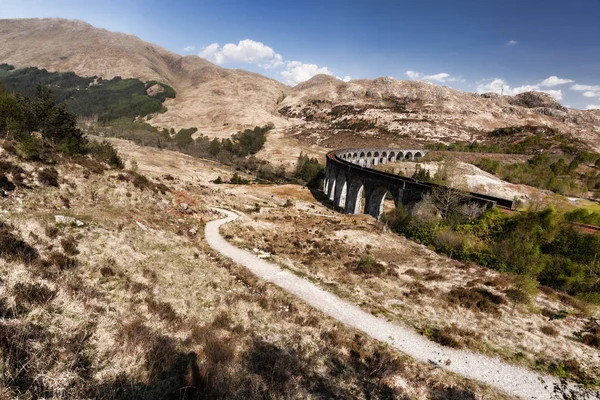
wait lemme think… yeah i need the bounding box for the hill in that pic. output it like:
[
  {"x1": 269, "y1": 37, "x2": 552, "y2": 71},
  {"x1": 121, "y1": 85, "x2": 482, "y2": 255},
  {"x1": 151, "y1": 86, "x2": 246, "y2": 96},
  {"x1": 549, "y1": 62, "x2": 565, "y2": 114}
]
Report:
[
  {"x1": 279, "y1": 75, "x2": 600, "y2": 153},
  {"x1": 0, "y1": 18, "x2": 290, "y2": 133},
  {"x1": 1, "y1": 18, "x2": 599, "y2": 153}
]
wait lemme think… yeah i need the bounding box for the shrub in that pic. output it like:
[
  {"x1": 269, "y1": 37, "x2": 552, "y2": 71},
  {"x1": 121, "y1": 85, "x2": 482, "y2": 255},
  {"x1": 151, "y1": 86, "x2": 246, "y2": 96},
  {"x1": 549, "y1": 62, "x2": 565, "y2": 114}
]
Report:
[
  {"x1": 355, "y1": 254, "x2": 386, "y2": 275},
  {"x1": 0, "y1": 174, "x2": 15, "y2": 191},
  {"x1": 44, "y1": 225, "x2": 60, "y2": 239},
  {"x1": 38, "y1": 167, "x2": 59, "y2": 187},
  {"x1": 0, "y1": 222, "x2": 38, "y2": 264},
  {"x1": 447, "y1": 287, "x2": 505, "y2": 314},
  {"x1": 422, "y1": 326, "x2": 461, "y2": 348},
  {"x1": 230, "y1": 172, "x2": 249, "y2": 184},
  {"x1": 86, "y1": 140, "x2": 124, "y2": 169},
  {"x1": 47, "y1": 251, "x2": 77, "y2": 270},
  {"x1": 12, "y1": 282, "x2": 56, "y2": 305},
  {"x1": 146, "y1": 298, "x2": 181, "y2": 324},
  {"x1": 213, "y1": 176, "x2": 223, "y2": 184},
  {"x1": 540, "y1": 325, "x2": 559, "y2": 336},
  {"x1": 16, "y1": 136, "x2": 43, "y2": 160},
  {"x1": 60, "y1": 236, "x2": 78, "y2": 256}
]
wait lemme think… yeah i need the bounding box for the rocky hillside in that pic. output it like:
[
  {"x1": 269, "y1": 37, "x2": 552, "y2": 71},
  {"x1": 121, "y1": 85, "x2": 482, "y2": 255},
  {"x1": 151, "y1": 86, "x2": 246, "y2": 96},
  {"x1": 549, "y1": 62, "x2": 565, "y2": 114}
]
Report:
[
  {"x1": 279, "y1": 75, "x2": 600, "y2": 152},
  {"x1": 0, "y1": 18, "x2": 289, "y2": 133}
]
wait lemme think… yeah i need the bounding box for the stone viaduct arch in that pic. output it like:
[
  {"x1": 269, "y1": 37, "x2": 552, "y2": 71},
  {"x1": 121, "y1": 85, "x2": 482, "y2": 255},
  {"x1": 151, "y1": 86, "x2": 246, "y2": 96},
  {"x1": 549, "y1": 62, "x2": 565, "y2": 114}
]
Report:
[{"x1": 323, "y1": 148, "x2": 514, "y2": 219}]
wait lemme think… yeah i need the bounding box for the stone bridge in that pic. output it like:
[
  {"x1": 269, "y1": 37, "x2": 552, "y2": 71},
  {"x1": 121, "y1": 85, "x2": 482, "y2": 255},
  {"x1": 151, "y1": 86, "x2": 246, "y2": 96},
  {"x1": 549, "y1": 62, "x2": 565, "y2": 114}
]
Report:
[{"x1": 323, "y1": 148, "x2": 515, "y2": 219}]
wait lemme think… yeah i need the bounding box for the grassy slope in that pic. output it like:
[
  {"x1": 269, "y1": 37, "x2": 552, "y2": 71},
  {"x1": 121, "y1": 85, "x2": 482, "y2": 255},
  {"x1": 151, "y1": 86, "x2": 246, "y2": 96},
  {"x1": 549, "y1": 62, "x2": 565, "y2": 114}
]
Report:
[{"x1": 0, "y1": 142, "x2": 509, "y2": 399}]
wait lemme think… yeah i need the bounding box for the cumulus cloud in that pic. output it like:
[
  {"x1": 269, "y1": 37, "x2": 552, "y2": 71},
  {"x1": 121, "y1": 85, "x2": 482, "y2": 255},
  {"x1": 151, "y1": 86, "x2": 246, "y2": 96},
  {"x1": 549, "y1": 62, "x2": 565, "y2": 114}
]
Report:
[
  {"x1": 405, "y1": 70, "x2": 456, "y2": 83},
  {"x1": 198, "y1": 39, "x2": 345, "y2": 85},
  {"x1": 583, "y1": 91, "x2": 600, "y2": 98},
  {"x1": 336, "y1": 75, "x2": 352, "y2": 82},
  {"x1": 198, "y1": 39, "x2": 283, "y2": 67},
  {"x1": 586, "y1": 104, "x2": 600, "y2": 110},
  {"x1": 181, "y1": 45, "x2": 196, "y2": 53},
  {"x1": 506, "y1": 40, "x2": 518, "y2": 46},
  {"x1": 571, "y1": 84, "x2": 600, "y2": 92},
  {"x1": 539, "y1": 76, "x2": 573, "y2": 87},
  {"x1": 281, "y1": 61, "x2": 333, "y2": 85},
  {"x1": 476, "y1": 78, "x2": 563, "y2": 100}
]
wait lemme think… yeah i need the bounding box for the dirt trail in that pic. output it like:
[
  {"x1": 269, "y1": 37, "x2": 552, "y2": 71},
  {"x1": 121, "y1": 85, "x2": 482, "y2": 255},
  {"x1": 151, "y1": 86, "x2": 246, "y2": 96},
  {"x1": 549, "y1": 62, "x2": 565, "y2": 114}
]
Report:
[{"x1": 205, "y1": 208, "x2": 560, "y2": 399}]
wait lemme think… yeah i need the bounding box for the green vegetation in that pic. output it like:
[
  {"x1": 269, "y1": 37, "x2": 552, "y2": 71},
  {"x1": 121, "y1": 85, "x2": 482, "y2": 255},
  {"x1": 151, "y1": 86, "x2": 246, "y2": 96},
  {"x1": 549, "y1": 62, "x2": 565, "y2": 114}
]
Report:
[
  {"x1": 476, "y1": 154, "x2": 600, "y2": 196},
  {"x1": 293, "y1": 152, "x2": 323, "y2": 188},
  {"x1": 0, "y1": 82, "x2": 123, "y2": 169},
  {"x1": 0, "y1": 65, "x2": 174, "y2": 121},
  {"x1": 95, "y1": 120, "x2": 309, "y2": 184},
  {"x1": 385, "y1": 201, "x2": 600, "y2": 303},
  {"x1": 426, "y1": 125, "x2": 598, "y2": 157}
]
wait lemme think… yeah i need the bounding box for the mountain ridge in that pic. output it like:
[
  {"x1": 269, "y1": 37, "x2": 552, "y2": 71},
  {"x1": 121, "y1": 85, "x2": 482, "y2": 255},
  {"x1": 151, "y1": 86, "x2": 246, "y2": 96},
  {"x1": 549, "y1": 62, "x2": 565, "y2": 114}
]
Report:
[{"x1": 1, "y1": 18, "x2": 599, "y2": 150}]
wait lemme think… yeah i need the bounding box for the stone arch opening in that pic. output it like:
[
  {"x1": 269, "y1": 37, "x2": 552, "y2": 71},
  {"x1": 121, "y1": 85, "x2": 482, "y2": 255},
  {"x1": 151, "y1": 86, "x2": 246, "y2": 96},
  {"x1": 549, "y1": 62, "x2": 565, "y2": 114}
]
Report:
[
  {"x1": 334, "y1": 172, "x2": 348, "y2": 209},
  {"x1": 414, "y1": 152, "x2": 423, "y2": 160},
  {"x1": 405, "y1": 152, "x2": 413, "y2": 160},
  {"x1": 388, "y1": 152, "x2": 396, "y2": 162},
  {"x1": 366, "y1": 186, "x2": 395, "y2": 219},
  {"x1": 328, "y1": 177, "x2": 336, "y2": 201},
  {"x1": 397, "y1": 152, "x2": 404, "y2": 160},
  {"x1": 345, "y1": 181, "x2": 364, "y2": 214}
]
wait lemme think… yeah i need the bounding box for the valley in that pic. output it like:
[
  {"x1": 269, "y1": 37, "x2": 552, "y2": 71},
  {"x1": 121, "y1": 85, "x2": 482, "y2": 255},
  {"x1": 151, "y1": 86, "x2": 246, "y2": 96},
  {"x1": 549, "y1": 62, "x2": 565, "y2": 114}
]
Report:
[{"x1": 1, "y1": 16, "x2": 600, "y2": 400}]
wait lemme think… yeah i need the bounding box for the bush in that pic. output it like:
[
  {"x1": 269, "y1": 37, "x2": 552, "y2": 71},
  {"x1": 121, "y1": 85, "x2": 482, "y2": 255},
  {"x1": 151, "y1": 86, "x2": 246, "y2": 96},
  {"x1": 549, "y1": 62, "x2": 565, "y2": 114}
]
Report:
[
  {"x1": 86, "y1": 140, "x2": 124, "y2": 169},
  {"x1": 47, "y1": 251, "x2": 77, "y2": 270},
  {"x1": 12, "y1": 282, "x2": 56, "y2": 305},
  {"x1": 540, "y1": 325, "x2": 559, "y2": 336},
  {"x1": 355, "y1": 254, "x2": 386, "y2": 275},
  {"x1": 447, "y1": 287, "x2": 505, "y2": 314},
  {"x1": 0, "y1": 222, "x2": 38, "y2": 264},
  {"x1": 38, "y1": 167, "x2": 59, "y2": 187},
  {"x1": 16, "y1": 136, "x2": 43, "y2": 160}
]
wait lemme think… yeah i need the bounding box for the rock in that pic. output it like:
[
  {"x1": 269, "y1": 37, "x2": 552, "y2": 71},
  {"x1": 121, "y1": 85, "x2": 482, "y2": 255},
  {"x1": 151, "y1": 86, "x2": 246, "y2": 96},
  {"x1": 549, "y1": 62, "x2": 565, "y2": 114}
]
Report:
[
  {"x1": 136, "y1": 221, "x2": 148, "y2": 231},
  {"x1": 55, "y1": 215, "x2": 84, "y2": 226},
  {"x1": 180, "y1": 202, "x2": 189, "y2": 210},
  {"x1": 146, "y1": 83, "x2": 165, "y2": 97}
]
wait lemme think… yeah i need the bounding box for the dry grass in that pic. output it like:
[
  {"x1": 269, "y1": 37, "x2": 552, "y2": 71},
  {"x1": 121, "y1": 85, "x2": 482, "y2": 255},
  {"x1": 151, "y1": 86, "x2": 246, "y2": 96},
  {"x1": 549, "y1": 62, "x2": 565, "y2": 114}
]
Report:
[
  {"x1": 0, "y1": 144, "x2": 514, "y2": 399},
  {"x1": 220, "y1": 201, "x2": 600, "y2": 384}
]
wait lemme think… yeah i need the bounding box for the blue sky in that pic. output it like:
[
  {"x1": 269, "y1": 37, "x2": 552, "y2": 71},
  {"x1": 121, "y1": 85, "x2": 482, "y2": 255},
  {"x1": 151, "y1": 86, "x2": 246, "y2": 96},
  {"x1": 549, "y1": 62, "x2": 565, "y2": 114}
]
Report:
[{"x1": 2, "y1": 0, "x2": 600, "y2": 109}]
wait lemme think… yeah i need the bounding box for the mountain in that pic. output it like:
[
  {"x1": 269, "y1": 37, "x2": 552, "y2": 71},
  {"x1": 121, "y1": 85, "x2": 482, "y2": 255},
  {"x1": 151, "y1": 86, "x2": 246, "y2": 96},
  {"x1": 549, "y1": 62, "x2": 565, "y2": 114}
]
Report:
[
  {"x1": 1, "y1": 18, "x2": 599, "y2": 151},
  {"x1": 0, "y1": 18, "x2": 290, "y2": 133},
  {"x1": 279, "y1": 75, "x2": 600, "y2": 152}
]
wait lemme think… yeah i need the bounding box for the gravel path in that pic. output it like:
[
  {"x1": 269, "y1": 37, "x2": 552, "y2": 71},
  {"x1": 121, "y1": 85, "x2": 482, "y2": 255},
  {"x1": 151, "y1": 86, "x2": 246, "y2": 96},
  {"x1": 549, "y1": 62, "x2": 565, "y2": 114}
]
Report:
[{"x1": 205, "y1": 208, "x2": 559, "y2": 399}]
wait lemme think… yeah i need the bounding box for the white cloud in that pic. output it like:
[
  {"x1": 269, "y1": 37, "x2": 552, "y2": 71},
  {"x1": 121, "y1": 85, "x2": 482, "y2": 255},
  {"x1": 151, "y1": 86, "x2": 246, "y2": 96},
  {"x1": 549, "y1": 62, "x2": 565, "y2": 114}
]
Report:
[
  {"x1": 198, "y1": 39, "x2": 345, "y2": 85},
  {"x1": 405, "y1": 70, "x2": 456, "y2": 83},
  {"x1": 198, "y1": 39, "x2": 283, "y2": 67},
  {"x1": 571, "y1": 84, "x2": 600, "y2": 91},
  {"x1": 181, "y1": 45, "x2": 196, "y2": 53},
  {"x1": 583, "y1": 91, "x2": 600, "y2": 97},
  {"x1": 281, "y1": 61, "x2": 333, "y2": 85},
  {"x1": 539, "y1": 76, "x2": 573, "y2": 87},
  {"x1": 336, "y1": 75, "x2": 352, "y2": 82},
  {"x1": 506, "y1": 40, "x2": 518, "y2": 46},
  {"x1": 586, "y1": 104, "x2": 600, "y2": 110},
  {"x1": 476, "y1": 78, "x2": 563, "y2": 100}
]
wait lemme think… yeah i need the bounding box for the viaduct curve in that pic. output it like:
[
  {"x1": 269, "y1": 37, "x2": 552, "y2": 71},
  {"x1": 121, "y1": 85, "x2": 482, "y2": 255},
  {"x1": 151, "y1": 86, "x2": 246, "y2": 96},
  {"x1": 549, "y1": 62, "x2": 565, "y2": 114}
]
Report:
[{"x1": 323, "y1": 148, "x2": 515, "y2": 219}]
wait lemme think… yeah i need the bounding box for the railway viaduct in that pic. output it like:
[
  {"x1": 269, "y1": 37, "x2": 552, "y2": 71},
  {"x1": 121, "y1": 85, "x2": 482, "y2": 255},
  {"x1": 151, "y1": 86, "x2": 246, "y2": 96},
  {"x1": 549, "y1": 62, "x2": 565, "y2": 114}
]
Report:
[{"x1": 323, "y1": 148, "x2": 514, "y2": 219}]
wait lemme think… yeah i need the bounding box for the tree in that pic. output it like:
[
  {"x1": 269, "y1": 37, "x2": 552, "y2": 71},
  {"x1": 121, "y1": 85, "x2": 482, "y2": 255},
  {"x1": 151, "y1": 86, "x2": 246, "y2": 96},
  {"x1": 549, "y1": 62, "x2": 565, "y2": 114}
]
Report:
[{"x1": 208, "y1": 138, "x2": 221, "y2": 156}]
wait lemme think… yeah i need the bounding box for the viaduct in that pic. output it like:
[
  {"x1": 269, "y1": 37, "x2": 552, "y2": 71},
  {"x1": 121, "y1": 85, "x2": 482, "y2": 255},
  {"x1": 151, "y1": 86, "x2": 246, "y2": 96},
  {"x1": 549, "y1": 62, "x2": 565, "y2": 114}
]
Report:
[{"x1": 323, "y1": 148, "x2": 515, "y2": 219}]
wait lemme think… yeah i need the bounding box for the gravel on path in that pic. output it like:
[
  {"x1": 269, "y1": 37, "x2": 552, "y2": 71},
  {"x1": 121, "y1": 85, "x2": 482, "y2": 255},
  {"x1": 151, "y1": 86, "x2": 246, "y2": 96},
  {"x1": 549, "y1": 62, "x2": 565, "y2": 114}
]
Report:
[{"x1": 205, "y1": 208, "x2": 561, "y2": 399}]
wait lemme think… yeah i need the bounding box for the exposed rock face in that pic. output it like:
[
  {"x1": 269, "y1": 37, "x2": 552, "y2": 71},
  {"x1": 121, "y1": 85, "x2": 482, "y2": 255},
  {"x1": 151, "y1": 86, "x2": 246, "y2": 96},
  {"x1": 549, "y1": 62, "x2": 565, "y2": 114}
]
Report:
[
  {"x1": 146, "y1": 84, "x2": 165, "y2": 97},
  {"x1": 279, "y1": 75, "x2": 600, "y2": 152}
]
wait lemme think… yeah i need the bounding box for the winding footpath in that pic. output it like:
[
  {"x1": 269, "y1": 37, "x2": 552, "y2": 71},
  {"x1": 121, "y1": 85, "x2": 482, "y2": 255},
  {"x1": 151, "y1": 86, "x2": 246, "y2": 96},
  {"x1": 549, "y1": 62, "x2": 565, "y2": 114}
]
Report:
[{"x1": 205, "y1": 208, "x2": 560, "y2": 399}]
